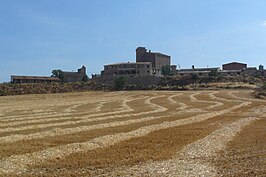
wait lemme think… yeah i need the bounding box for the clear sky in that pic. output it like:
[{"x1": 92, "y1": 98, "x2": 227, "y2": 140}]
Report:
[{"x1": 0, "y1": 0, "x2": 266, "y2": 82}]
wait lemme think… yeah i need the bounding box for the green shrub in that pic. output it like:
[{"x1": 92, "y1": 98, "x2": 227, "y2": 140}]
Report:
[
  {"x1": 0, "y1": 89, "x2": 4, "y2": 96},
  {"x1": 82, "y1": 75, "x2": 89, "y2": 82},
  {"x1": 161, "y1": 65, "x2": 171, "y2": 76},
  {"x1": 262, "y1": 83, "x2": 266, "y2": 90},
  {"x1": 114, "y1": 76, "x2": 127, "y2": 91},
  {"x1": 209, "y1": 70, "x2": 219, "y2": 77}
]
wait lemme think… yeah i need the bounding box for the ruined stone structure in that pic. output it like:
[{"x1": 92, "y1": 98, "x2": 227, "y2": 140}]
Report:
[
  {"x1": 136, "y1": 47, "x2": 171, "y2": 76},
  {"x1": 257, "y1": 65, "x2": 266, "y2": 76},
  {"x1": 61, "y1": 66, "x2": 87, "y2": 82},
  {"x1": 102, "y1": 62, "x2": 152, "y2": 77},
  {"x1": 11, "y1": 76, "x2": 59, "y2": 84},
  {"x1": 170, "y1": 65, "x2": 177, "y2": 75}
]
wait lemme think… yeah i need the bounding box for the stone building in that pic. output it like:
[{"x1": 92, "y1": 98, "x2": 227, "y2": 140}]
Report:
[
  {"x1": 170, "y1": 65, "x2": 177, "y2": 75},
  {"x1": 136, "y1": 47, "x2": 171, "y2": 76},
  {"x1": 243, "y1": 67, "x2": 257, "y2": 75},
  {"x1": 257, "y1": 65, "x2": 266, "y2": 76},
  {"x1": 61, "y1": 66, "x2": 87, "y2": 82},
  {"x1": 222, "y1": 62, "x2": 247, "y2": 70},
  {"x1": 102, "y1": 62, "x2": 152, "y2": 77},
  {"x1": 11, "y1": 76, "x2": 59, "y2": 84}
]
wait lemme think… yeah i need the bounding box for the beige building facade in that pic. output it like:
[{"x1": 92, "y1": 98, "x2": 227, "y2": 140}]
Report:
[{"x1": 102, "y1": 62, "x2": 152, "y2": 77}]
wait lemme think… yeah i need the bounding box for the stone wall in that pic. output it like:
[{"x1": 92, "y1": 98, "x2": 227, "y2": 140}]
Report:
[{"x1": 92, "y1": 75, "x2": 162, "y2": 88}]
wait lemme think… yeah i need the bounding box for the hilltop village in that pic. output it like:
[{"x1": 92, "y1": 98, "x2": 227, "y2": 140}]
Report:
[{"x1": 9, "y1": 46, "x2": 266, "y2": 84}]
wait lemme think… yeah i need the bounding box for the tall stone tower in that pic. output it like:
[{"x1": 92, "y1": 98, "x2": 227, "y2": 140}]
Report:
[
  {"x1": 136, "y1": 47, "x2": 147, "y2": 62},
  {"x1": 78, "y1": 66, "x2": 86, "y2": 74}
]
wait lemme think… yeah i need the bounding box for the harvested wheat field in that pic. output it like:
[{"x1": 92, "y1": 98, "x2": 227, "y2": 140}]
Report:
[{"x1": 0, "y1": 90, "x2": 265, "y2": 176}]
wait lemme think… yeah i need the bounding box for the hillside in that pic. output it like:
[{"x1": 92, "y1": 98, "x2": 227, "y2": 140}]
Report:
[
  {"x1": 1, "y1": 75, "x2": 265, "y2": 96},
  {"x1": 0, "y1": 82, "x2": 108, "y2": 96}
]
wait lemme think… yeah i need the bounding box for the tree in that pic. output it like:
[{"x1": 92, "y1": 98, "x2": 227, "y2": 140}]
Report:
[
  {"x1": 114, "y1": 76, "x2": 127, "y2": 90},
  {"x1": 82, "y1": 75, "x2": 88, "y2": 82},
  {"x1": 209, "y1": 70, "x2": 219, "y2": 77},
  {"x1": 191, "y1": 73, "x2": 198, "y2": 81},
  {"x1": 51, "y1": 70, "x2": 64, "y2": 80},
  {"x1": 262, "y1": 82, "x2": 266, "y2": 90},
  {"x1": 161, "y1": 65, "x2": 171, "y2": 76},
  {"x1": 190, "y1": 74, "x2": 199, "y2": 89}
]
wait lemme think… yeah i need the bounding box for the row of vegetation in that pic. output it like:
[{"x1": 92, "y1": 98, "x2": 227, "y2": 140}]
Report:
[
  {"x1": 254, "y1": 83, "x2": 266, "y2": 98},
  {"x1": 113, "y1": 73, "x2": 266, "y2": 92},
  {"x1": 0, "y1": 82, "x2": 108, "y2": 96},
  {"x1": 1, "y1": 69, "x2": 265, "y2": 96}
]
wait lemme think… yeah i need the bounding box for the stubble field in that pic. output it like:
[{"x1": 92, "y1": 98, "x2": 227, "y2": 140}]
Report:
[{"x1": 0, "y1": 90, "x2": 265, "y2": 176}]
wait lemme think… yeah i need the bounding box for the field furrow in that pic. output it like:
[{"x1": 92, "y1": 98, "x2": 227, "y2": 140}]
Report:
[
  {"x1": 0, "y1": 101, "x2": 249, "y2": 175},
  {"x1": 0, "y1": 90, "x2": 264, "y2": 176},
  {"x1": 114, "y1": 117, "x2": 259, "y2": 176}
]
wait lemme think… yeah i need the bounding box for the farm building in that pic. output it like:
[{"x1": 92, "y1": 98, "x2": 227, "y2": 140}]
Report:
[
  {"x1": 176, "y1": 67, "x2": 220, "y2": 77},
  {"x1": 222, "y1": 62, "x2": 247, "y2": 70},
  {"x1": 243, "y1": 67, "x2": 257, "y2": 75},
  {"x1": 11, "y1": 76, "x2": 60, "y2": 84}
]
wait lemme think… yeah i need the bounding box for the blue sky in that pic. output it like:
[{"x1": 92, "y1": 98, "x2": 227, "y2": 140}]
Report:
[{"x1": 0, "y1": 0, "x2": 266, "y2": 82}]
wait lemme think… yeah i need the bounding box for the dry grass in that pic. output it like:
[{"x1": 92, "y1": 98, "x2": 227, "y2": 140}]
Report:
[{"x1": 0, "y1": 90, "x2": 265, "y2": 176}]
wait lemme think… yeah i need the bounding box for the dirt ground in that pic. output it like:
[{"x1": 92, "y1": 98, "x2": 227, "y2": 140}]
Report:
[{"x1": 0, "y1": 90, "x2": 265, "y2": 176}]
